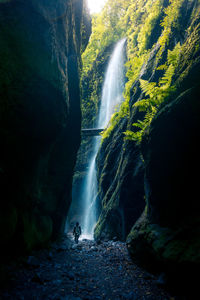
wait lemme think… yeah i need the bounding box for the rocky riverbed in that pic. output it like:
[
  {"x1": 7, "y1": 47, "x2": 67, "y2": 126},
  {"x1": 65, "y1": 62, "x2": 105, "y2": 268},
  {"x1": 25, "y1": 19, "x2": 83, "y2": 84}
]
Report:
[{"x1": 0, "y1": 235, "x2": 172, "y2": 300}]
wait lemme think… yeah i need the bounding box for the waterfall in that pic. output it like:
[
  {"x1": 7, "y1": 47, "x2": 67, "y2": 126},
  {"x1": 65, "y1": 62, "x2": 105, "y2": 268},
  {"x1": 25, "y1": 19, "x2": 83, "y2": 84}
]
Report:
[
  {"x1": 98, "y1": 38, "x2": 127, "y2": 128},
  {"x1": 67, "y1": 38, "x2": 126, "y2": 239}
]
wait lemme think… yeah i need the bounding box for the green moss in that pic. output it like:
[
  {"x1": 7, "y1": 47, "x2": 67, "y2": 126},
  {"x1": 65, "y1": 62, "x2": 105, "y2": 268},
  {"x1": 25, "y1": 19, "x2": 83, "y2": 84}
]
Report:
[
  {"x1": 127, "y1": 212, "x2": 200, "y2": 266},
  {"x1": 162, "y1": 239, "x2": 189, "y2": 262},
  {"x1": 94, "y1": 217, "x2": 104, "y2": 240},
  {"x1": 94, "y1": 205, "x2": 123, "y2": 240},
  {"x1": 151, "y1": 228, "x2": 174, "y2": 252},
  {"x1": 23, "y1": 213, "x2": 52, "y2": 251}
]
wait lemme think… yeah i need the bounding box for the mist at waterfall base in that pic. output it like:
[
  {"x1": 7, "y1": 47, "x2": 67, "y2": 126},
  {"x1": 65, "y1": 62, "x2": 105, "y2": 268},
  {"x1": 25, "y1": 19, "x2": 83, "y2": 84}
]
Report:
[{"x1": 65, "y1": 38, "x2": 126, "y2": 240}]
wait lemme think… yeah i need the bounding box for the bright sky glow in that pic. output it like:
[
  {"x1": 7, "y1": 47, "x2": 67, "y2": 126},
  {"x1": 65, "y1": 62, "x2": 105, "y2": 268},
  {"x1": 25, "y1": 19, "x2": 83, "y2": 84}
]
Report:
[{"x1": 87, "y1": 0, "x2": 107, "y2": 14}]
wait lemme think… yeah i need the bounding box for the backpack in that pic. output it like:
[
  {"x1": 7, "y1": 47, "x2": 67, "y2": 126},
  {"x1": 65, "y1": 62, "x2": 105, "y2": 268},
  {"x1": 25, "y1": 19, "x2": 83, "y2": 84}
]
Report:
[{"x1": 74, "y1": 225, "x2": 81, "y2": 236}]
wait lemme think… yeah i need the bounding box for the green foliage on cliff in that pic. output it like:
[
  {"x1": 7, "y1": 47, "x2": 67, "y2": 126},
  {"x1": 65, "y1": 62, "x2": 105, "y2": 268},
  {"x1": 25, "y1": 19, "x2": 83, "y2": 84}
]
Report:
[
  {"x1": 125, "y1": 0, "x2": 200, "y2": 143},
  {"x1": 82, "y1": 0, "x2": 165, "y2": 133},
  {"x1": 81, "y1": 0, "x2": 130, "y2": 127},
  {"x1": 123, "y1": 0, "x2": 187, "y2": 142},
  {"x1": 101, "y1": 98, "x2": 130, "y2": 140},
  {"x1": 124, "y1": 42, "x2": 181, "y2": 143},
  {"x1": 82, "y1": 0, "x2": 130, "y2": 77},
  {"x1": 82, "y1": 0, "x2": 200, "y2": 141}
]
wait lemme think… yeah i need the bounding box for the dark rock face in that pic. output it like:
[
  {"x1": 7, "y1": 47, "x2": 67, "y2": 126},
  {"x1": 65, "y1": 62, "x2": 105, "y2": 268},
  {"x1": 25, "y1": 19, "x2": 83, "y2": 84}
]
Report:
[
  {"x1": 142, "y1": 87, "x2": 200, "y2": 227},
  {"x1": 127, "y1": 82, "x2": 200, "y2": 238},
  {"x1": 93, "y1": 43, "x2": 163, "y2": 241},
  {"x1": 126, "y1": 5, "x2": 200, "y2": 276},
  {"x1": 0, "y1": 0, "x2": 90, "y2": 255},
  {"x1": 94, "y1": 116, "x2": 145, "y2": 241},
  {"x1": 94, "y1": 0, "x2": 200, "y2": 293},
  {"x1": 127, "y1": 85, "x2": 200, "y2": 294}
]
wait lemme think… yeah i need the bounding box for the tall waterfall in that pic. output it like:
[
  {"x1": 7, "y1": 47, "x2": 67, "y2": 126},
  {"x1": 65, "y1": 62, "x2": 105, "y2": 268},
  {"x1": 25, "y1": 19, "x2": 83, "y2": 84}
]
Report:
[
  {"x1": 67, "y1": 38, "x2": 126, "y2": 238},
  {"x1": 81, "y1": 38, "x2": 126, "y2": 237},
  {"x1": 98, "y1": 38, "x2": 127, "y2": 128}
]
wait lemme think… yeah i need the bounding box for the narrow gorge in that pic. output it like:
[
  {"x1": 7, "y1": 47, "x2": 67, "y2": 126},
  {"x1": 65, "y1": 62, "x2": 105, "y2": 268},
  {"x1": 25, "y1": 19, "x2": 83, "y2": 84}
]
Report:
[{"x1": 0, "y1": 0, "x2": 199, "y2": 299}]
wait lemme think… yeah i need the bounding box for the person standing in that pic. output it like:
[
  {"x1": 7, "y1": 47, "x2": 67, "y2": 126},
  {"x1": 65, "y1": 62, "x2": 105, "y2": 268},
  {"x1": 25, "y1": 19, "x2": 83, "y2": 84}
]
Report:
[{"x1": 73, "y1": 222, "x2": 81, "y2": 243}]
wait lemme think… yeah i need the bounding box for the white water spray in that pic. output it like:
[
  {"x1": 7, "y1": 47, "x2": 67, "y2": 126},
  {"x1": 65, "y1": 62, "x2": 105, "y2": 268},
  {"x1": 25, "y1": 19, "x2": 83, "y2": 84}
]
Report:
[
  {"x1": 67, "y1": 38, "x2": 126, "y2": 238},
  {"x1": 98, "y1": 38, "x2": 127, "y2": 128}
]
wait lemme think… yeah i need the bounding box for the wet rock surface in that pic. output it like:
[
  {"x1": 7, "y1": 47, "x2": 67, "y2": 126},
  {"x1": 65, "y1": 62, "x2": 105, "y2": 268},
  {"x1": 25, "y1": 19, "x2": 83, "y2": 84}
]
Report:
[{"x1": 0, "y1": 235, "x2": 171, "y2": 300}]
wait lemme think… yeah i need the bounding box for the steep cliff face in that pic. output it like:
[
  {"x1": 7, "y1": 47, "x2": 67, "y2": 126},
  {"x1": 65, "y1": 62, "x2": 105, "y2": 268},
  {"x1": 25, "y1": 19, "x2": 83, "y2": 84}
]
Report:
[
  {"x1": 93, "y1": 0, "x2": 200, "y2": 289},
  {"x1": 126, "y1": 1, "x2": 200, "y2": 271},
  {"x1": 126, "y1": 84, "x2": 200, "y2": 293},
  {"x1": 94, "y1": 119, "x2": 145, "y2": 240},
  {"x1": 0, "y1": 0, "x2": 90, "y2": 256}
]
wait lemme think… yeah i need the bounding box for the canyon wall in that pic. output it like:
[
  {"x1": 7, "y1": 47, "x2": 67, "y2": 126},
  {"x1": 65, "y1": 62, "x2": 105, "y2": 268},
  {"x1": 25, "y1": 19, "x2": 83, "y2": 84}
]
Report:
[
  {"x1": 93, "y1": 0, "x2": 200, "y2": 291},
  {"x1": 0, "y1": 0, "x2": 90, "y2": 256}
]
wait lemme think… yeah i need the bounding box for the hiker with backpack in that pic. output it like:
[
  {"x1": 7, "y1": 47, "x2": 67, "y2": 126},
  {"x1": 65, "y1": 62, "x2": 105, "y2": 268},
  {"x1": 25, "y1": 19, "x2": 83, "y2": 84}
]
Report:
[{"x1": 73, "y1": 222, "x2": 81, "y2": 243}]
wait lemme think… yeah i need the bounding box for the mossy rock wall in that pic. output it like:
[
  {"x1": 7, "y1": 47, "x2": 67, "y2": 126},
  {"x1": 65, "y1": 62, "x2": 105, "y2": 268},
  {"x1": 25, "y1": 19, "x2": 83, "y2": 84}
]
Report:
[
  {"x1": 127, "y1": 84, "x2": 200, "y2": 257},
  {"x1": 127, "y1": 4, "x2": 200, "y2": 276},
  {"x1": 94, "y1": 115, "x2": 145, "y2": 241},
  {"x1": 0, "y1": 0, "x2": 90, "y2": 256},
  {"x1": 93, "y1": 39, "x2": 164, "y2": 241},
  {"x1": 93, "y1": 1, "x2": 200, "y2": 291}
]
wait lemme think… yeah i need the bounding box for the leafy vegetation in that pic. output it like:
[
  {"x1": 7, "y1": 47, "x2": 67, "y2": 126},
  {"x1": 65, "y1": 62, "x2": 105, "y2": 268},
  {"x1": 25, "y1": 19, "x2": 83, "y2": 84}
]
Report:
[
  {"x1": 82, "y1": 0, "x2": 130, "y2": 77},
  {"x1": 124, "y1": 42, "x2": 181, "y2": 143},
  {"x1": 82, "y1": 0, "x2": 200, "y2": 143}
]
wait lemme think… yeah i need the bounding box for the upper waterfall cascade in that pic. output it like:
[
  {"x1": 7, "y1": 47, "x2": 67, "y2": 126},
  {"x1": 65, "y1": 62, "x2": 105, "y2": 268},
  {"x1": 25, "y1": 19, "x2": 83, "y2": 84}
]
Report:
[{"x1": 97, "y1": 38, "x2": 127, "y2": 129}]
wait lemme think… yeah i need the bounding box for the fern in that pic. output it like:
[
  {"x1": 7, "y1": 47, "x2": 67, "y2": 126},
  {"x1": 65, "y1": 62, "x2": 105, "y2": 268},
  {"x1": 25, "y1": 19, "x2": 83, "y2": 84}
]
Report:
[
  {"x1": 125, "y1": 58, "x2": 177, "y2": 143},
  {"x1": 124, "y1": 130, "x2": 143, "y2": 143},
  {"x1": 139, "y1": 79, "x2": 157, "y2": 97},
  {"x1": 133, "y1": 99, "x2": 152, "y2": 111},
  {"x1": 132, "y1": 120, "x2": 145, "y2": 129},
  {"x1": 157, "y1": 64, "x2": 167, "y2": 70},
  {"x1": 124, "y1": 104, "x2": 157, "y2": 144},
  {"x1": 167, "y1": 42, "x2": 181, "y2": 66},
  {"x1": 159, "y1": 64, "x2": 175, "y2": 87}
]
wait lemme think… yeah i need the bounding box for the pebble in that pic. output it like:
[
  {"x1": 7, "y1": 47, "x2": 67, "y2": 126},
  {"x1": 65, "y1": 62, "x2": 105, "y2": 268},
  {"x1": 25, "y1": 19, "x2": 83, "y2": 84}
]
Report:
[
  {"x1": 124, "y1": 291, "x2": 139, "y2": 300},
  {"x1": 26, "y1": 256, "x2": 40, "y2": 268},
  {"x1": 90, "y1": 246, "x2": 98, "y2": 251},
  {"x1": 52, "y1": 279, "x2": 62, "y2": 285},
  {"x1": 0, "y1": 235, "x2": 171, "y2": 300},
  {"x1": 67, "y1": 271, "x2": 75, "y2": 280},
  {"x1": 61, "y1": 296, "x2": 82, "y2": 300}
]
